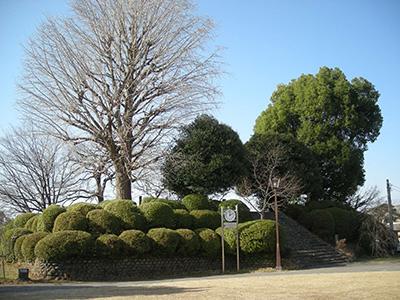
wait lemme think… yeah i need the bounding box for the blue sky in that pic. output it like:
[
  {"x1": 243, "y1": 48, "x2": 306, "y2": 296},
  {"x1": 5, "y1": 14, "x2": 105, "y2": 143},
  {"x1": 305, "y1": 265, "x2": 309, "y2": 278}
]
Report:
[{"x1": 0, "y1": 0, "x2": 399, "y2": 203}]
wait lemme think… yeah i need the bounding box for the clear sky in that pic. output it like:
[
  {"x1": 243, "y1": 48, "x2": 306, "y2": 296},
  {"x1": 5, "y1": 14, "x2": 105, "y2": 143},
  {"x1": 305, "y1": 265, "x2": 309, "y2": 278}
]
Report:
[{"x1": 0, "y1": 0, "x2": 399, "y2": 203}]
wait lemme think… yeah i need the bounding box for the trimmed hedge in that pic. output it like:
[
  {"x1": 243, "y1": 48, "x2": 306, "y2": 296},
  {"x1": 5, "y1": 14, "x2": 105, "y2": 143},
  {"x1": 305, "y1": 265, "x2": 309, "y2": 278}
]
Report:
[
  {"x1": 14, "y1": 235, "x2": 27, "y2": 261},
  {"x1": 119, "y1": 230, "x2": 151, "y2": 256},
  {"x1": 14, "y1": 213, "x2": 37, "y2": 228},
  {"x1": 104, "y1": 200, "x2": 146, "y2": 230},
  {"x1": 300, "y1": 209, "x2": 335, "y2": 242},
  {"x1": 284, "y1": 204, "x2": 306, "y2": 221},
  {"x1": 142, "y1": 198, "x2": 185, "y2": 210},
  {"x1": 87, "y1": 209, "x2": 123, "y2": 235},
  {"x1": 240, "y1": 220, "x2": 278, "y2": 254},
  {"x1": 173, "y1": 209, "x2": 194, "y2": 229},
  {"x1": 24, "y1": 215, "x2": 40, "y2": 232},
  {"x1": 37, "y1": 205, "x2": 66, "y2": 232},
  {"x1": 196, "y1": 228, "x2": 221, "y2": 258},
  {"x1": 52, "y1": 211, "x2": 88, "y2": 232},
  {"x1": 21, "y1": 232, "x2": 49, "y2": 262},
  {"x1": 326, "y1": 207, "x2": 360, "y2": 241},
  {"x1": 139, "y1": 202, "x2": 175, "y2": 229},
  {"x1": 147, "y1": 228, "x2": 180, "y2": 257},
  {"x1": 34, "y1": 230, "x2": 93, "y2": 261},
  {"x1": 191, "y1": 210, "x2": 220, "y2": 229},
  {"x1": 219, "y1": 199, "x2": 252, "y2": 222},
  {"x1": 182, "y1": 194, "x2": 209, "y2": 211},
  {"x1": 207, "y1": 199, "x2": 220, "y2": 211},
  {"x1": 2, "y1": 228, "x2": 32, "y2": 260},
  {"x1": 98, "y1": 200, "x2": 113, "y2": 208},
  {"x1": 95, "y1": 234, "x2": 124, "y2": 257},
  {"x1": 67, "y1": 203, "x2": 99, "y2": 216},
  {"x1": 175, "y1": 229, "x2": 200, "y2": 256}
]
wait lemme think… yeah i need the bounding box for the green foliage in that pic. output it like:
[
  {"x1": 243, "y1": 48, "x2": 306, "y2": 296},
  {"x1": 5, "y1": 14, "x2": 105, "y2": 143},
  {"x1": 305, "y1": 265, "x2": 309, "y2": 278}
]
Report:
[
  {"x1": 2, "y1": 228, "x2": 32, "y2": 260},
  {"x1": 86, "y1": 209, "x2": 123, "y2": 235},
  {"x1": 139, "y1": 202, "x2": 175, "y2": 229},
  {"x1": 67, "y1": 202, "x2": 99, "y2": 216},
  {"x1": 119, "y1": 230, "x2": 151, "y2": 256},
  {"x1": 219, "y1": 199, "x2": 253, "y2": 222},
  {"x1": 254, "y1": 67, "x2": 382, "y2": 201},
  {"x1": 37, "y1": 205, "x2": 66, "y2": 232},
  {"x1": 14, "y1": 213, "x2": 37, "y2": 228},
  {"x1": 240, "y1": 220, "x2": 278, "y2": 254},
  {"x1": 190, "y1": 210, "x2": 220, "y2": 229},
  {"x1": 162, "y1": 115, "x2": 248, "y2": 196},
  {"x1": 207, "y1": 199, "x2": 220, "y2": 211},
  {"x1": 14, "y1": 235, "x2": 27, "y2": 261},
  {"x1": 300, "y1": 209, "x2": 335, "y2": 242},
  {"x1": 24, "y1": 215, "x2": 40, "y2": 232},
  {"x1": 35, "y1": 230, "x2": 93, "y2": 261},
  {"x1": 173, "y1": 209, "x2": 194, "y2": 229},
  {"x1": 284, "y1": 204, "x2": 306, "y2": 221},
  {"x1": 147, "y1": 228, "x2": 180, "y2": 257},
  {"x1": 195, "y1": 228, "x2": 220, "y2": 258},
  {"x1": 52, "y1": 211, "x2": 88, "y2": 232},
  {"x1": 99, "y1": 200, "x2": 113, "y2": 208},
  {"x1": 104, "y1": 200, "x2": 146, "y2": 230},
  {"x1": 182, "y1": 194, "x2": 209, "y2": 211},
  {"x1": 142, "y1": 198, "x2": 185, "y2": 209},
  {"x1": 175, "y1": 229, "x2": 200, "y2": 256},
  {"x1": 305, "y1": 200, "x2": 349, "y2": 211},
  {"x1": 95, "y1": 234, "x2": 124, "y2": 257},
  {"x1": 21, "y1": 232, "x2": 49, "y2": 262},
  {"x1": 326, "y1": 207, "x2": 360, "y2": 241}
]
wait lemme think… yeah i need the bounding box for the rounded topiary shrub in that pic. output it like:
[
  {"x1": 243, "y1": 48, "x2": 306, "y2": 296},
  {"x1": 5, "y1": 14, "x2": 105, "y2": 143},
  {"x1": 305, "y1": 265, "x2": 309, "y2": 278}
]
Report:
[
  {"x1": 208, "y1": 199, "x2": 221, "y2": 211},
  {"x1": 99, "y1": 200, "x2": 113, "y2": 208},
  {"x1": 104, "y1": 200, "x2": 146, "y2": 230},
  {"x1": 142, "y1": 198, "x2": 185, "y2": 210},
  {"x1": 67, "y1": 203, "x2": 99, "y2": 216},
  {"x1": 175, "y1": 229, "x2": 200, "y2": 256},
  {"x1": 284, "y1": 204, "x2": 306, "y2": 221},
  {"x1": 173, "y1": 209, "x2": 194, "y2": 229},
  {"x1": 34, "y1": 230, "x2": 93, "y2": 261},
  {"x1": 182, "y1": 194, "x2": 209, "y2": 211},
  {"x1": 21, "y1": 232, "x2": 49, "y2": 262},
  {"x1": 139, "y1": 202, "x2": 175, "y2": 229},
  {"x1": 240, "y1": 220, "x2": 279, "y2": 254},
  {"x1": 119, "y1": 230, "x2": 151, "y2": 255},
  {"x1": 87, "y1": 209, "x2": 123, "y2": 235},
  {"x1": 191, "y1": 210, "x2": 220, "y2": 229},
  {"x1": 95, "y1": 234, "x2": 124, "y2": 258},
  {"x1": 219, "y1": 199, "x2": 252, "y2": 222},
  {"x1": 326, "y1": 207, "x2": 360, "y2": 241},
  {"x1": 52, "y1": 211, "x2": 88, "y2": 232},
  {"x1": 14, "y1": 235, "x2": 28, "y2": 261},
  {"x1": 302, "y1": 209, "x2": 335, "y2": 242},
  {"x1": 24, "y1": 215, "x2": 40, "y2": 232},
  {"x1": 147, "y1": 228, "x2": 180, "y2": 257},
  {"x1": 195, "y1": 228, "x2": 221, "y2": 258},
  {"x1": 14, "y1": 213, "x2": 37, "y2": 228},
  {"x1": 3, "y1": 228, "x2": 32, "y2": 260},
  {"x1": 36, "y1": 205, "x2": 66, "y2": 232}
]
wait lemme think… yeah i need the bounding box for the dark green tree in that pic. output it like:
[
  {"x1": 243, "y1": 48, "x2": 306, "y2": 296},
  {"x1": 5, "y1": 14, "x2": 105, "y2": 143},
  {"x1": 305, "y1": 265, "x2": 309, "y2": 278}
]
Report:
[
  {"x1": 254, "y1": 67, "x2": 382, "y2": 201},
  {"x1": 162, "y1": 115, "x2": 247, "y2": 197}
]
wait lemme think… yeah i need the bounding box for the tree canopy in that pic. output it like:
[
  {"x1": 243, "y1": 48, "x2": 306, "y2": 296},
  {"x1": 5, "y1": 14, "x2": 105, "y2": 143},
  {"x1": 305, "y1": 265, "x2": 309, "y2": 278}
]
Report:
[
  {"x1": 254, "y1": 67, "x2": 382, "y2": 201},
  {"x1": 162, "y1": 115, "x2": 247, "y2": 197}
]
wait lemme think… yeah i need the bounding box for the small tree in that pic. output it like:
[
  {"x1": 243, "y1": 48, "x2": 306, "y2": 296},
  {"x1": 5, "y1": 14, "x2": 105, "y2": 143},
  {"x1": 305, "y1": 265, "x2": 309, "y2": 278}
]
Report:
[{"x1": 162, "y1": 115, "x2": 247, "y2": 197}]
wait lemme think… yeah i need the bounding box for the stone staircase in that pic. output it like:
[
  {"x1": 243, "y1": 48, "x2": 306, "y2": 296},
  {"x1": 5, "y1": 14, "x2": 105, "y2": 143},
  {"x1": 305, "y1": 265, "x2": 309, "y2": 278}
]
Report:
[{"x1": 263, "y1": 212, "x2": 349, "y2": 269}]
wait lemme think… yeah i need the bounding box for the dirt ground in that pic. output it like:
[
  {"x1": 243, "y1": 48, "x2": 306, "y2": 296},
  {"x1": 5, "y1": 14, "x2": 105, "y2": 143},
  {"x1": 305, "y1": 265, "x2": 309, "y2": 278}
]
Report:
[{"x1": 1, "y1": 269, "x2": 400, "y2": 300}]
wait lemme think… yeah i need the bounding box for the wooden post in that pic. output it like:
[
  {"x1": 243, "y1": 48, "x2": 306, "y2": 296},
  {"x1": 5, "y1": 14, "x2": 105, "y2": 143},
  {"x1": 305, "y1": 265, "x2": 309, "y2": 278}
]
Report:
[{"x1": 274, "y1": 193, "x2": 282, "y2": 271}]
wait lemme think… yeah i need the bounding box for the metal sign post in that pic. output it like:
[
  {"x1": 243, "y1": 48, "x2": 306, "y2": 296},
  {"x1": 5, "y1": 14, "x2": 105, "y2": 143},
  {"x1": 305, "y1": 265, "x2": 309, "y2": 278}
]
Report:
[
  {"x1": 221, "y1": 207, "x2": 225, "y2": 274},
  {"x1": 221, "y1": 205, "x2": 240, "y2": 273}
]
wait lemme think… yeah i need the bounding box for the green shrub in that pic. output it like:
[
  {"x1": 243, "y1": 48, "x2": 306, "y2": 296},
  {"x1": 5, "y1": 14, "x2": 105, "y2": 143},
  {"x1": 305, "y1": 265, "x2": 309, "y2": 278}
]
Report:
[
  {"x1": 300, "y1": 209, "x2": 335, "y2": 242},
  {"x1": 142, "y1": 197, "x2": 185, "y2": 210},
  {"x1": 24, "y1": 215, "x2": 40, "y2": 232},
  {"x1": 104, "y1": 200, "x2": 146, "y2": 230},
  {"x1": 175, "y1": 229, "x2": 200, "y2": 256},
  {"x1": 119, "y1": 230, "x2": 151, "y2": 255},
  {"x1": 2, "y1": 228, "x2": 32, "y2": 260},
  {"x1": 34, "y1": 230, "x2": 93, "y2": 261},
  {"x1": 240, "y1": 220, "x2": 279, "y2": 254},
  {"x1": 326, "y1": 207, "x2": 360, "y2": 241},
  {"x1": 52, "y1": 211, "x2": 88, "y2": 232},
  {"x1": 196, "y1": 228, "x2": 220, "y2": 258},
  {"x1": 87, "y1": 209, "x2": 123, "y2": 235},
  {"x1": 219, "y1": 199, "x2": 253, "y2": 222},
  {"x1": 36, "y1": 205, "x2": 66, "y2": 232},
  {"x1": 208, "y1": 199, "x2": 220, "y2": 211},
  {"x1": 95, "y1": 234, "x2": 124, "y2": 257},
  {"x1": 139, "y1": 202, "x2": 175, "y2": 229},
  {"x1": 182, "y1": 194, "x2": 209, "y2": 211},
  {"x1": 147, "y1": 228, "x2": 180, "y2": 257},
  {"x1": 173, "y1": 209, "x2": 194, "y2": 229},
  {"x1": 99, "y1": 200, "x2": 113, "y2": 208},
  {"x1": 191, "y1": 210, "x2": 220, "y2": 229},
  {"x1": 284, "y1": 204, "x2": 306, "y2": 221},
  {"x1": 21, "y1": 232, "x2": 49, "y2": 262},
  {"x1": 14, "y1": 213, "x2": 37, "y2": 228},
  {"x1": 14, "y1": 235, "x2": 27, "y2": 261},
  {"x1": 67, "y1": 203, "x2": 99, "y2": 216}
]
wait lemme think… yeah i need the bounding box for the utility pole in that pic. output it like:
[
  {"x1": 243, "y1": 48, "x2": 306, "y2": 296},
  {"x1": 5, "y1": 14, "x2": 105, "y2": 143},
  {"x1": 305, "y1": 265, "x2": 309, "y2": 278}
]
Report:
[{"x1": 386, "y1": 179, "x2": 394, "y2": 231}]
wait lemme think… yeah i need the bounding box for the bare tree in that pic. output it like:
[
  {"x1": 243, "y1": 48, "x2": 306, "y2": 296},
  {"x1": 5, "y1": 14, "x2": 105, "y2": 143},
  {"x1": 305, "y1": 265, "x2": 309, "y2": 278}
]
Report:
[
  {"x1": 237, "y1": 145, "x2": 301, "y2": 219},
  {"x1": 18, "y1": 0, "x2": 220, "y2": 200},
  {"x1": 0, "y1": 128, "x2": 92, "y2": 213},
  {"x1": 346, "y1": 186, "x2": 382, "y2": 212}
]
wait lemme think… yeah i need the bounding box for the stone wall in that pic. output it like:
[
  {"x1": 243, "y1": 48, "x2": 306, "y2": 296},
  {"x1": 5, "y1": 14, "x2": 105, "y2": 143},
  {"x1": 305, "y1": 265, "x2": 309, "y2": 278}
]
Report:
[{"x1": 33, "y1": 255, "x2": 274, "y2": 281}]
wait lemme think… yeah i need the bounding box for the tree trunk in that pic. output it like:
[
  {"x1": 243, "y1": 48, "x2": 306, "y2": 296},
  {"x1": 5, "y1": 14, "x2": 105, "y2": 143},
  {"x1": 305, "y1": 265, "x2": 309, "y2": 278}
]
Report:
[
  {"x1": 95, "y1": 174, "x2": 104, "y2": 203},
  {"x1": 115, "y1": 166, "x2": 132, "y2": 200}
]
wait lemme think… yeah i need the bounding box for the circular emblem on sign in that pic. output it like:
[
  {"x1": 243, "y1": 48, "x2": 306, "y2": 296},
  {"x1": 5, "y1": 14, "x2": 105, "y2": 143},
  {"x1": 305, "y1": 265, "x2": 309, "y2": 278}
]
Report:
[{"x1": 224, "y1": 209, "x2": 236, "y2": 222}]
